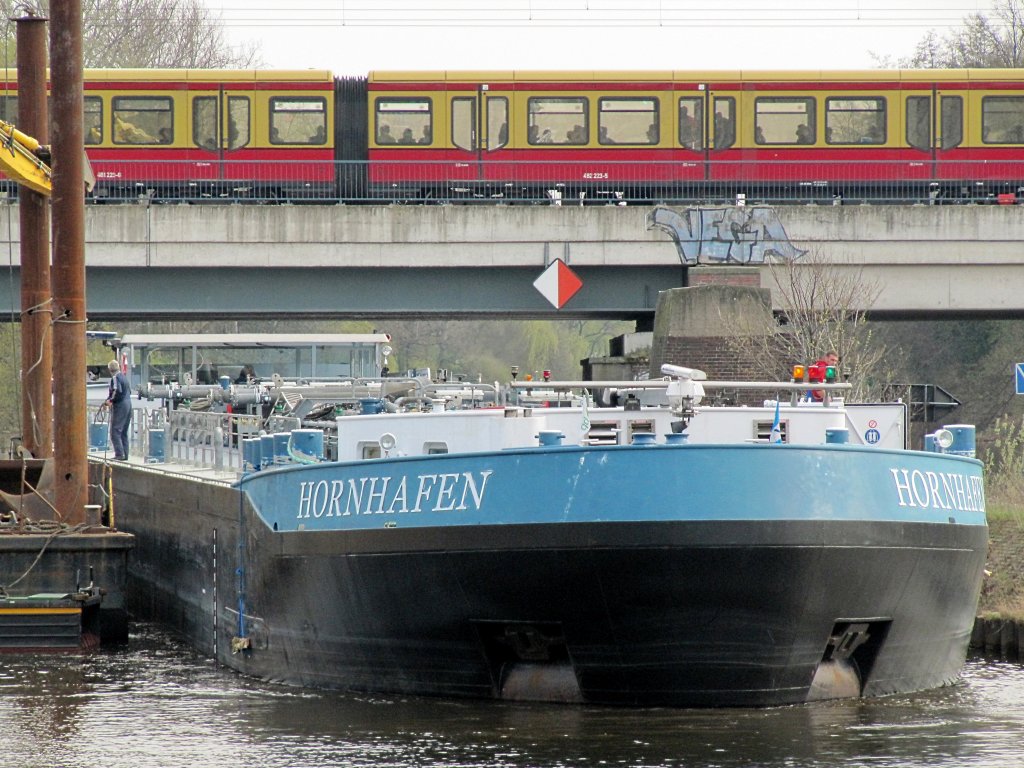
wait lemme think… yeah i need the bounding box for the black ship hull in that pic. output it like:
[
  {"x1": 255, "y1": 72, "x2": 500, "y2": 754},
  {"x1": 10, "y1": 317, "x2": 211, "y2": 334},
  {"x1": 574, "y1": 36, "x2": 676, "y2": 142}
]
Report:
[{"x1": 103, "y1": 463, "x2": 986, "y2": 707}]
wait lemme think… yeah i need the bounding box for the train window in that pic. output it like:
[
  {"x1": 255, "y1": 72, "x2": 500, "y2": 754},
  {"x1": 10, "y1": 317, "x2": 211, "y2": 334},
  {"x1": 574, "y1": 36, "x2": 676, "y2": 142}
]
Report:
[
  {"x1": 192, "y1": 96, "x2": 218, "y2": 150},
  {"x1": 452, "y1": 97, "x2": 476, "y2": 151},
  {"x1": 374, "y1": 98, "x2": 432, "y2": 147},
  {"x1": 84, "y1": 96, "x2": 102, "y2": 145},
  {"x1": 754, "y1": 97, "x2": 814, "y2": 145},
  {"x1": 906, "y1": 96, "x2": 931, "y2": 150},
  {"x1": 113, "y1": 96, "x2": 172, "y2": 144},
  {"x1": 528, "y1": 97, "x2": 588, "y2": 145},
  {"x1": 488, "y1": 97, "x2": 508, "y2": 150},
  {"x1": 825, "y1": 98, "x2": 885, "y2": 144},
  {"x1": 228, "y1": 97, "x2": 251, "y2": 150},
  {"x1": 982, "y1": 96, "x2": 1024, "y2": 144},
  {"x1": 270, "y1": 97, "x2": 327, "y2": 145},
  {"x1": 598, "y1": 98, "x2": 659, "y2": 145},
  {"x1": 713, "y1": 97, "x2": 735, "y2": 149},
  {"x1": 677, "y1": 98, "x2": 703, "y2": 149},
  {"x1": 941, "y1": 96, "x2": 962, "y2": 150},
  {"x1": 0, "y1": 96, "x2": 15, "y2": 123}
]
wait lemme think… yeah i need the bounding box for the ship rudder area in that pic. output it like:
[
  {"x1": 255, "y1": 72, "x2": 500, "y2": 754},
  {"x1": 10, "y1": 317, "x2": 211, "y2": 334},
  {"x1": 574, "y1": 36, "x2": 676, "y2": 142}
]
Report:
[
  {"x1": 475, "y1": 620, "x2": 584, "y2": 703},
  {"x1": 807, "y1": 619, "x2": 891, "y2": 702}
]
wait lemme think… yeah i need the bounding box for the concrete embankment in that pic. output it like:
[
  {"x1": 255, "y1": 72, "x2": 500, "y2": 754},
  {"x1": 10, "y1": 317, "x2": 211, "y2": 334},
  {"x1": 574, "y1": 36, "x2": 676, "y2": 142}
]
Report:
[{"x1": 971, "y1": 516, "x2": 1024, "y2": 660}]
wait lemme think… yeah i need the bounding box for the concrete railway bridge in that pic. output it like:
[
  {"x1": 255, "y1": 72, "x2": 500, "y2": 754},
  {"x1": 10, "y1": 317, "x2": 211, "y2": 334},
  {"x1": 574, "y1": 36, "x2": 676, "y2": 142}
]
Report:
[{"x1": 1, "y1": 202, "x2": 1022, "y2": 324}]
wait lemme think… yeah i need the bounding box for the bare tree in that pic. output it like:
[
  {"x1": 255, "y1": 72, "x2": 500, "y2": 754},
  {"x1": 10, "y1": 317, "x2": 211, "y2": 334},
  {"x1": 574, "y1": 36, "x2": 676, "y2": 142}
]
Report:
[
  {"x1": 0, "y1": 0, "x2": 260, "y2": 68},
  {"x1": 873, "y1": 0, "x2": 1024, "y2": 68},
  {"x1": 727, "y1": 251, "x2": 892, "y2": 403}
]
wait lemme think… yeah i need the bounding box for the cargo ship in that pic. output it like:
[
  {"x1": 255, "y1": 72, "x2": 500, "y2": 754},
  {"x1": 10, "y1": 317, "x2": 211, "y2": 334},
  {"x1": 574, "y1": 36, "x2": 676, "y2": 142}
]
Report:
[{"x1": 91, "y1": 335, "x2": 987, "y2": 707}]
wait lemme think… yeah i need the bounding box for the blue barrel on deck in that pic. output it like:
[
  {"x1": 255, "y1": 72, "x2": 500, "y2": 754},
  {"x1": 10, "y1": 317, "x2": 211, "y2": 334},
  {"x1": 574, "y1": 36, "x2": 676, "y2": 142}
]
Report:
[
  {"x1": 536, "y1": 430, "x2": 565, "y2": 446},
  {"x1": 89, "y1": 421, "x2": 109, "y2": 451},
  {"x1": 242, "y1": 437, "x2": 262, "y2": 472},
  {"x1": 273, "y1": 432, "x2": 291, "y2": 464},
  {"x1": 825, "y1": 428, "x2": 849, "y2": 444},
  {"x1": 945, "y1": 424, "x2": 976, "y2": 458},
  {"x1": 218, "y1": 375, "x2": 231, "y2": 390},
  {"x1": 259, "y1": 434, "x2": 275, "y2": 466},
  {"x1": 147, "y1": 429, "x2": 165, "y2": 462},
  {"x1": 290, "y1": 429, "x2": 324, "y2": 461},
  {"x1": 360, "y1": 398, "x2": 384, "y2": 415}
]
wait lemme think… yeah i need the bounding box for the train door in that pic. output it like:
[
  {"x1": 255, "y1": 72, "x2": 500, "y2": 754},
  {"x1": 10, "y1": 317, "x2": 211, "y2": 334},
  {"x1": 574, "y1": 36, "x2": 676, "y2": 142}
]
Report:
[
  {"x1": 705, "y1": 89, "x2": 738, "y2": 182},
  {"x1": 450, "y1": 86, "x2": 510, "y2": 192},
  {"x1": 905, "y1": 88, "x2": 966, "y2": 192},
  {"x1": 190, "y1": 86, "x2": 253, "y2": 194},
  {"x1": 674, "y1": 90, "x2": 706, "y2": 190}
]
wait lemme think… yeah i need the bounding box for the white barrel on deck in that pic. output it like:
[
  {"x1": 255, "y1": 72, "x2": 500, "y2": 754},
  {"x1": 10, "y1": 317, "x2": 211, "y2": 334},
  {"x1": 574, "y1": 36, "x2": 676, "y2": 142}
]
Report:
[
  {"x1": 290, "y1": 429, "x2": 324, "y2": 462},
  {"x1": 945, "y1": 424, "x2": 976, "y2": 458}
]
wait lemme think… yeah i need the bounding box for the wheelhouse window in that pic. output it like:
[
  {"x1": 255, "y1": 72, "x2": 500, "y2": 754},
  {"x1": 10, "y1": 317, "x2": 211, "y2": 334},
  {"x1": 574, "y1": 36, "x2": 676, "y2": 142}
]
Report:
[
  {"x1": 598, "y1": 97, "x2": 659, "y2": 145},
  {"x1": 678, "y1": 97, "x2": 703, "y2": 149},
  {"x1": 982, "y1": 96, "x2": 1024, "y2": 144},
  {"x1": 84, "y1": 96, "x2": 102, "y2": 144},
  {"x1": 113, "y1": 96, "x2": 173, "y2": 144},
  {"x1": 825, "y1": 97, "x2": 885, "y2": 144},
  {"x1": 713, "y1": 96, "x2": 736, "y2": 149},
  {"x1": 941, "y1": 96, "x2": 963, "y2": 150},
  {"x1": 906, "y1": 96, "x2": 931, "y2": 150},
  {"x1": 374, "y1": 97, "x2": 432, "y2": 146},
  {"x1": 528, "y1": 97, "x2": 588, "y2": 145},
  {"x1": 270, "y1": 97, "x2": 327, "y2": 145},
  {"x1": 754, "y1": 97, "x2": 815, "y2": 145}
]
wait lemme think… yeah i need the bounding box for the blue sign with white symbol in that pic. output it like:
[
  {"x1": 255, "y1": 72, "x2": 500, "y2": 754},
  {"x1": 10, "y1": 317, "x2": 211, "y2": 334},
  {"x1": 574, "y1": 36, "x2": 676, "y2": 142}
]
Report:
[
  {"x1": 865, "y1": 428, "x2": 881, "y2": 445},
  {"x1": 1017, "y1": 364, "x2": 1024, "y2": 394}
]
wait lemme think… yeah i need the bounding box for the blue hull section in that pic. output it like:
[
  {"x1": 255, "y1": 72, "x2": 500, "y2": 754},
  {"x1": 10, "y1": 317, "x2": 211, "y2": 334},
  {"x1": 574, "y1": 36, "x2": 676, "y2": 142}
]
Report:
[{"x1": 238, "y1": 442, "x2": 986, "y2": 531}]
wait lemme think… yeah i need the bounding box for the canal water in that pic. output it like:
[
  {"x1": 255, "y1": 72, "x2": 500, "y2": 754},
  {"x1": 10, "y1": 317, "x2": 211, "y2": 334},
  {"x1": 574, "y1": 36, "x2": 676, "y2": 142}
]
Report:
[{"x1": 2, "y1": 623, "x2": 1023, "y2": 768}]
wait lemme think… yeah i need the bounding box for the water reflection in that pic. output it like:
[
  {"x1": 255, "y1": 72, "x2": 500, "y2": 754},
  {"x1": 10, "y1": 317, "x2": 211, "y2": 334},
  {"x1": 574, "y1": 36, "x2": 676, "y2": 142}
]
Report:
[{"x1": 0, "y1": 625, "x2": 1022, "y2": 768}]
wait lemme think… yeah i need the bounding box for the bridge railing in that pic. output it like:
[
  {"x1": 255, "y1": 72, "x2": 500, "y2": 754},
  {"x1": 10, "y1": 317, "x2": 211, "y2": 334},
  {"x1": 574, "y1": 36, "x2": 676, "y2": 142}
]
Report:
[{"x1": 44, "y1": 159, "x2": 1024, "y2": 204}]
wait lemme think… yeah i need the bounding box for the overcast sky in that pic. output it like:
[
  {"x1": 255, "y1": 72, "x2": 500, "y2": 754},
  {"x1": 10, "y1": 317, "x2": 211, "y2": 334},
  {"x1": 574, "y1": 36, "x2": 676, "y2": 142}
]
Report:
[{"x1": 202, "y1": 0, "x2": 992, "y2": 74}]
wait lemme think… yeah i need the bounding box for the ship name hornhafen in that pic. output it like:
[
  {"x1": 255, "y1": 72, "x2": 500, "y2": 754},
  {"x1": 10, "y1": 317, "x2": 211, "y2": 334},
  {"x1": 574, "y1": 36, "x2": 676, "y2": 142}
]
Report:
[
  {"x1": 297, "y1": 471, "x2": 494, "y2": 518},
  {"x1": 890, "y1": 468, "x2": 985, "y2": 512}
]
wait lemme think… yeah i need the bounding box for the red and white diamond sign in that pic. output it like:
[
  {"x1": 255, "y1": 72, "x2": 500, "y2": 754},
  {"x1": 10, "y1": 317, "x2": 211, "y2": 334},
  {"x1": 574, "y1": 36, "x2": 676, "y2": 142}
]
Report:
[{"x1": 533, "y1": 258, "x2": 583, "y2": 309}]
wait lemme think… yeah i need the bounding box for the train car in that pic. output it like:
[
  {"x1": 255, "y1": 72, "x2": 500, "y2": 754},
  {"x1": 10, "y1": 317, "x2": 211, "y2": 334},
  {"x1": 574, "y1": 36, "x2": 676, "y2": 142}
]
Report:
[
  {"x1": 84, "y1": 69, "x2": 336, "y2": 200},
  {"x1": 0, "y1": 67, "x2": 1022, "y2": 203},
  {"x1": 0, "y1": 68, "x2": 337, "y2": 200},
  {"x1": 365, "y1": 69, "x2": 1024, "y2": 203}
]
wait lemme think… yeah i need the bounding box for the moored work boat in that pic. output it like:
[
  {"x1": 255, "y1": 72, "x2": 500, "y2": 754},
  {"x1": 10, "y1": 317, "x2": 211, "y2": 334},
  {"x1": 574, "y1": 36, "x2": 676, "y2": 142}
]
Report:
[{"x1": 92, "y1": 345, "x2": 987, "y2": 707}]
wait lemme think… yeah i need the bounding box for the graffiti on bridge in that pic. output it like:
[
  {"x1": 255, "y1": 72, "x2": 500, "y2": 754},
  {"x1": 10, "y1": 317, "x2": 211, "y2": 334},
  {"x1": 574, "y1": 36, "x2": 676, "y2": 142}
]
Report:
[{"x1": 647, "y1": 205, "x2": 806, "y2": 266}]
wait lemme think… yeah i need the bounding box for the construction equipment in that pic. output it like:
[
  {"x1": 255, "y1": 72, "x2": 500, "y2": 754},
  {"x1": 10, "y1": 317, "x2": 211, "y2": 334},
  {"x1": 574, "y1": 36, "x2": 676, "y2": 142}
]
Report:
[{"x1": 0, "y1": 119, "x2": 52, "y2": 195}]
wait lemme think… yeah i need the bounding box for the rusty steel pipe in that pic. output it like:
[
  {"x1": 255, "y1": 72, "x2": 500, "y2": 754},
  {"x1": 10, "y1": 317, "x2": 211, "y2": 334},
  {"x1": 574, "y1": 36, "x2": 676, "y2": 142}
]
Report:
[
  {"x1": 50, "y1": 2, "x2": 91, "y2": 525},
  {"x1": 15, "y1": 12, "x2": 52, "y2": 459}
]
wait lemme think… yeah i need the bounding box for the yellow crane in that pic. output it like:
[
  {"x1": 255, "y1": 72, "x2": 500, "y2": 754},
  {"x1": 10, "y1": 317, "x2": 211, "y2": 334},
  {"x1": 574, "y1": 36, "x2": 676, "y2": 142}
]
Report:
[{"x1": 0, "y1": 119, "x2": 51, "y2": 195}]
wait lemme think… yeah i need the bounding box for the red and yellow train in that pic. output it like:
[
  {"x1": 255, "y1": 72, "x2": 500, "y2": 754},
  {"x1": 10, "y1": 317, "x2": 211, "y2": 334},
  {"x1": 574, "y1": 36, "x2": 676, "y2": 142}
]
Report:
[{"x1": 3, "y1": 67, "x2": 1024, "y2": 201}]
